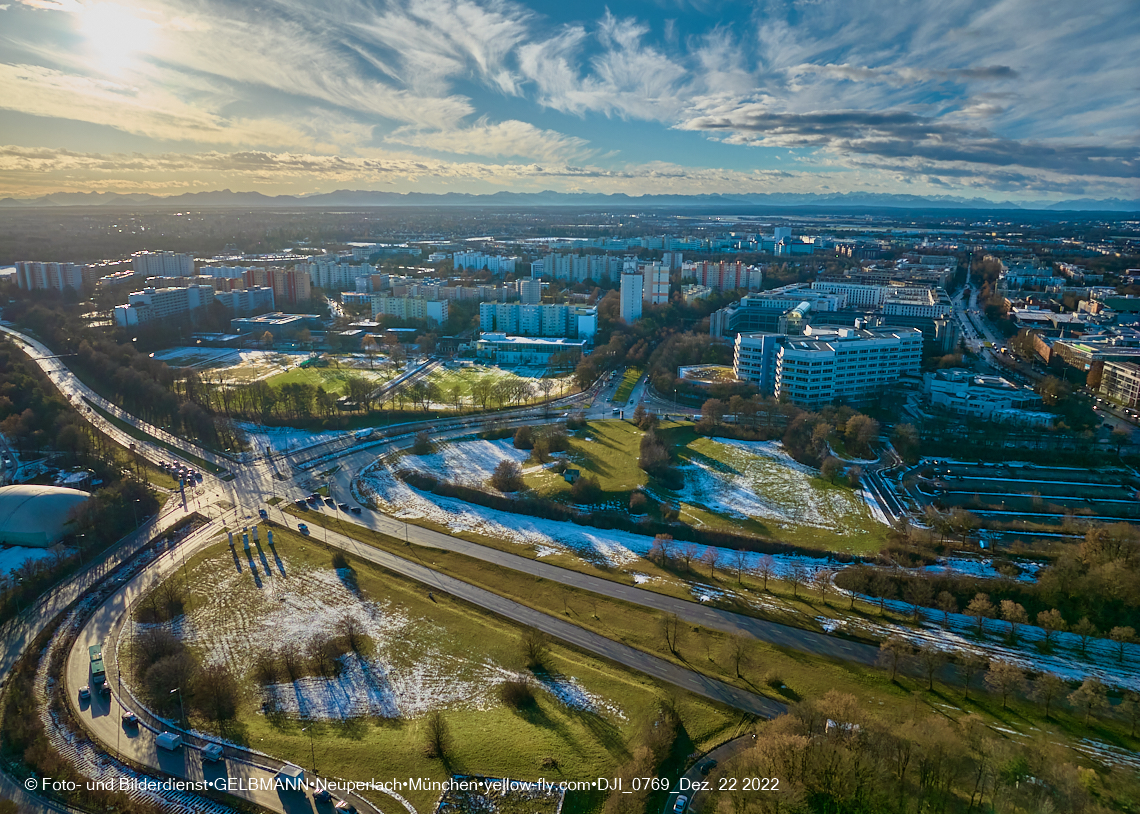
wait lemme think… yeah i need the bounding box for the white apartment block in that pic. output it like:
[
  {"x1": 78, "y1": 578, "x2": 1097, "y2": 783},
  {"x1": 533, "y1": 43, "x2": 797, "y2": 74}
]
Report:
[
  {"x1": 478, "y1": 302, "x2": 596, "y2": 338},
  {"x1": 452, "y1": 252, "x2": 517, "y2": 274},
  {"x1": 734, "y1": 325, "x2": 922, "y2": 408},
  {"x1": 304, "y1": 262, "x2": 377, "y2": 291},
  {"x1": 214, "y1": 286, "x2": 275, "y2": 315},
  {"x1": 15, "y1": 261, "x2": 85, "y2": 292},
  {"x1": 371, "y1": 295, "x2": 448, "y2": 325},
  {"x1": 620, "y1": 271, "x2": 643, "y2": 323},
  {"x1": 198, "y1": 265, "x2": 249, "y2": 279},
  {"x1": 540, "y1": 253, "x2": 626, "y2": 283},
  {"x1": 113, "y1": 284, "x2": 215, "y2": 327},
  {"x1": 643, "y1": 263, "x2": 669, "y2": 306},
  {"x1": 132, "y1": 251, "x2": 194, "y2": 277}
]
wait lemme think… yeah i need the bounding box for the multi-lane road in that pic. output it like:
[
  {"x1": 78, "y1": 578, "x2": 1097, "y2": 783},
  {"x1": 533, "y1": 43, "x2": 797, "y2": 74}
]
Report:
[{"x1": 0, "y1": 325, "x2": 871, "y2": 814}]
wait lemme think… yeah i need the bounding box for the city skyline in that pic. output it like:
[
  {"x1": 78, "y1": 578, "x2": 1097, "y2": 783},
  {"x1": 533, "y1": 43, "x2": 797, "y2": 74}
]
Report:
[{"x1": 0, "y1": 0, "x2": 1136, "y2": 201}]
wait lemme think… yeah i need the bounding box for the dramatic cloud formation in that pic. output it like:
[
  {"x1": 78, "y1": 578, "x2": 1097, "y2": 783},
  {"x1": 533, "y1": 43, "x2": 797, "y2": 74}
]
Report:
[{"x1": 0, "y1": 0, "x2": 1135, "y2": 199}]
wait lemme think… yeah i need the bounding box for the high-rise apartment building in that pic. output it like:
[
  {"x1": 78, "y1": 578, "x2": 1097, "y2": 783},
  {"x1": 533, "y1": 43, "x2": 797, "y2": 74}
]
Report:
[
  {"x1": 132, "y1": 251, "x2": 194, "y2": 277},
  {"x1": 14, "y1": 261, "x2": 85, "y2": 292},
  {"x1": 370, "y1": 295, "x2": 448, "y2": 325},
  {"x1": 478, "y1": 302, "x2": 596, "y2": 338},
  {"x1": 518, "y1": 278, "x2": 542, "y2": 305},
  {"x1": 620, "y1": 271, "x2": 643, "y2": 324},
  {"x1": 643, "y1": 263, "x2": 669, "y2": 306}
]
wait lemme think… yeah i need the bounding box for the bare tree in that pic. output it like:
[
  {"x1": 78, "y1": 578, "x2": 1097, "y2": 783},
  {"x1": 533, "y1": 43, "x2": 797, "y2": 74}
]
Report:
[
  {"x1": 701, "y1": 546, "x2": 721, "y2": 579},
  {"x1": 936, "y1": 591, "x2": 958, "y2": 626},
  {"x1": 726, "y1": 633, "x2": 749, "y2": 677},
  {"x1": 337, "y1": 614, "x2": 366, "y2": 653},
  {"x1": 916, "y1": 644, "x2": 947, "y2": 690},
  {"x1": 661, "y1": 613, "x2": 683, "y2": 654},
  {"x1": 965, "y1": 593, "x2": 995, "y2": 636},
  {"x1": 1036, "y1": 609, "x2": 1067, "y2": 648},
  {"x1": 755, "y1": 554, "x2": 776, "y2": 590},
  {"x1": 1029, "y1": 673, "x2": 1067, "y2": 719},
  {"x1": 959, "y1": 651, "x2": 987, "y2": 700},
  {"x1": 678, "y1": 543, "x2": 700, "y2": 571},
  {"x1": 877, "y1": 635, "x2": 912, "y2": 681},
  {"x1": 999, "y1": 600, "x2": 1028, "y2": 643},
  {"x1": 787, "y1": 564, "x2": 807, "y2": 599},
  {"x1": 871, "y1": 572, "x2": 896, "y2": 614},
  {"x1": 984, "y1": 661, "x2": 1025, "y2": 708},
  {"x1": 1073, "y1": 617, "x2": 1099, "y2": 654},
  {"x1": 1110, "y1": 626, "x2": 1137, "y2": 663},
  {"x1": 520, "y1": 630, "x2": 549, "y2": 669},
  {"x1": 903, "y1": 579, "x2": 933, "y2": 621},
  {"x1": 732, "y1": 549, "x2": 748, "y2": 584},
  {"x1": 1068, "y1": 678, "x2": 1109, "y2": 724}
]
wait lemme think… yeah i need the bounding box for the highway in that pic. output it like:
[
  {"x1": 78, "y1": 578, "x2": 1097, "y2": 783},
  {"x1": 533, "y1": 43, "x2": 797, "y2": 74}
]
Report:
[{"x1": 0, "y1": 324, "x2": 874, "y2": 814}]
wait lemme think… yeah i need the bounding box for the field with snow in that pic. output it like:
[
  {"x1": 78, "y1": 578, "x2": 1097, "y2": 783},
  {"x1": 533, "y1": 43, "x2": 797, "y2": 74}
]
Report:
[
  {"x1": 675, "y1": 437, "x2": 887, "y2": 550},
  {"x1": 235, "y1": 421, "x2": 347, "y2": 455},
  {"x1": 0, "y1": 544, "x2": 69, "y2": 576},
  {"x1": 133, "y1": 535, "x2": 629, "y2": 722}
]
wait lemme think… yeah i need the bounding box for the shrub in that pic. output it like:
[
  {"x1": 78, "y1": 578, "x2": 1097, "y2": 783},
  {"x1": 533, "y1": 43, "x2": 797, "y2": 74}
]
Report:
[
  {"x1": 513, "y1": 426, "x2": 534, "y2": 450},
  {"x1": 630, "y1": 492, "x2": 649, "y2": 514},
  {"x1": 499, "y1": 679, "x2": 536, "y2": 709},
  {"x1": 566, "y1": 412, "x2": 588, "y2": 431},
  {"x1": 570, "y1": 474, "x2": 603, "y2": 504},
  {"x1": 490, "y1": 459, "x2": 524, "y2": 492},
  {"x1": 764, "y1": 672, "x2": 784, "y2": 689}
]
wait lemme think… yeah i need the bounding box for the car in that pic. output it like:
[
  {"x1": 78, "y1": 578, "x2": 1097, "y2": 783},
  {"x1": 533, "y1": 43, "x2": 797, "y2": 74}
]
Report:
[
  {"x1": 350, "y1": 506, "x2": 362, "y2": 515},
  {"x1": 333, "y1": 802, "x2": 357, "y2": 813},
  {"x1": 338, "y1": 502, "x2": 350, "y2": 511},
  {"x1": 78, "y1": 685, "x2": 90, "y2": 699},
  {"x1": 294, "y1": 499, "x2": 308, "y2": 509},
  {"x1": 324, "y1": 498, "x2": 335, "y2": 507},
  {"x1": 699, "y1": 759, "x2": 718, "y2": 775},
  {"x1": 258, "y1": 508, "x2": 269, "y2": 519},
  {"x1": 308, "y1": 493, "x2": 321, "y2": 502},
  {"x1": 673, "y1": 795, "x2": 688, "y2": 813},
  {"x1": 201, "y1": 743, "x2": 224, "y2": 762},
  {"x1": 298, "y1": 523, "x2": 309, "y2": 535},
  {"x1": 121, "y1": 711, "x2": 138, "y2": 726},
  {"x1": 313, "y1": 789, "x2": 333, "y2": 803},
  {"x1": 100, "y1": 682, "x2": 111, "y2": 696}
]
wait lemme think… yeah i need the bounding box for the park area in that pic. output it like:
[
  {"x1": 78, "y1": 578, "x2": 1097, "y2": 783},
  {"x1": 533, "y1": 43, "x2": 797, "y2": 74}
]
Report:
[
  {"x1": 124, "y1": 528, "x2": 738, "y2": 813},
  {"x1": 151, "y1": 346, "x2": 312, "y2": 383},
  {"x1": 376, "y1": 420, "x2": 888, "y2": 554}
]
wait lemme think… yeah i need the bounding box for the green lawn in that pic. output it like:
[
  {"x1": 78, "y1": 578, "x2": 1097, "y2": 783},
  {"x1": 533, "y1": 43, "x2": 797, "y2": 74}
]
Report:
[
  {"x1": 611, "y1": 367, "x2": 643, "y2": 403},
  {"x1": 264, "y1": 364, "x2": 392, "y2": 395},
  {"x1": 257, "y1": 520, "x2": 1140, "y2": 796},
  {"x1": 521, "y1": 420, "x2": 887, "y2": 555},
  {"x1": 141, "y1": 529, "x2": 740, "y2": 814}
]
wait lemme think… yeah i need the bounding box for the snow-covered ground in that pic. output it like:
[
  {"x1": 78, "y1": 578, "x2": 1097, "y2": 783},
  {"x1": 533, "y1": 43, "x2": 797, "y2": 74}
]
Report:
[
  {"x1": 675, "y1": 439, "x2": 887, "y2": 533},
  {"x1": 399, "y1": 439, "x2": 531, "y2": 487},
  {"x1": 151, "y1": 347, "x2": 310, "y2": 381},
  {"x1": 235, "y1": 421, "x2": 347, "y2": 454},
  {"x1": 359, "y1": 459, "x2": 846, "y2": 573},
  {"x1": 0, "y1": 544, "x2": 69, "y2": 576},
  {"x1": 136, "y1": 545, "x2": 625, "y2": 722}
]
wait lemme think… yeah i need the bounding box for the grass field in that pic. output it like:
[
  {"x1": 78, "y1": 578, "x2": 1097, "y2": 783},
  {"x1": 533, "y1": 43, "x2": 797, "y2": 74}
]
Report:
[
  {"x1": 611, "y1": 367, "x2": 643, "y2": 403},
  {"x1": 269, "y1": 517, "x2": 1140, "y2": 787},
  {"x1": 519, "y1": 420, "x2": 887, "y2": 554},
  {"x1": 137, "y1": 529, "x2": 741, "y2": 813},
  {"x1": 263, "y1": 364, "x2": 393, "y2": 395}
]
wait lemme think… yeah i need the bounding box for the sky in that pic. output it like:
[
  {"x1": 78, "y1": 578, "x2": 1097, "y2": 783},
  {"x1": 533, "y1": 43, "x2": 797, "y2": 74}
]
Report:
[{"x1": 0, "y1": 0, "x2": 1136, "y2": 201}]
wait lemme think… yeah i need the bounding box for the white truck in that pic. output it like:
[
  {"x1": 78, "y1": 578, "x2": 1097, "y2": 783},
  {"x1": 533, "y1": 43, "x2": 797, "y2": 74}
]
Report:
[{"x1": 156, "y1": 732, "x2": 182, "y2": 751}]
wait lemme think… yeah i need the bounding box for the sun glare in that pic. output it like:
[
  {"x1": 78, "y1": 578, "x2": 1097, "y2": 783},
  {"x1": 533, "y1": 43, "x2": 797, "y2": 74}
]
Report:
[{"x1": 79, "y1": 2, "x2": 155, "y2": 73}]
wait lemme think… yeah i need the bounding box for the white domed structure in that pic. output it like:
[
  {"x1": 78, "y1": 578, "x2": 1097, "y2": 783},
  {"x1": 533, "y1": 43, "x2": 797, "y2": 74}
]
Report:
[{"x1": 0, "y1": 485, "x2": 90, "y2": 547}]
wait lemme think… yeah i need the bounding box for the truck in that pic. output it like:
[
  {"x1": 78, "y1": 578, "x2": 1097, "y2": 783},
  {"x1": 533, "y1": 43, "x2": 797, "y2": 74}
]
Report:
[
  {"x1": 156, "y1": 731, "x2": 183, "y2": 751},
  {"x1": 88, "y1": 644, "x2": 105, "y2": 685}
]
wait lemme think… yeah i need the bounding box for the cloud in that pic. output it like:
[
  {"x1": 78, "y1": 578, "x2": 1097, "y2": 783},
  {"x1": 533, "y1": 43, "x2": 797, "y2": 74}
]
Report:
[{"x1": 386, "y1": 118, "x2": 593, "y2": 162}]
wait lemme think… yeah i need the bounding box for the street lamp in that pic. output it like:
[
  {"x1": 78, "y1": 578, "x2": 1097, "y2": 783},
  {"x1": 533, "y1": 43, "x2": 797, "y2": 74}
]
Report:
[
  {"x1": 170, "y1": 686, "x2": 185, "y2": 728},
  {"x1": 300, "y1": 725, "x2": 318, "y2": 775}
]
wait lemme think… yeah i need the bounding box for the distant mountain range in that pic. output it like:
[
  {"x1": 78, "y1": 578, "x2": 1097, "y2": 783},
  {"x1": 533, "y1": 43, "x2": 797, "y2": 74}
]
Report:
[{"x1": 1, "y1": 188, "x2": 1137, "y2": 212}]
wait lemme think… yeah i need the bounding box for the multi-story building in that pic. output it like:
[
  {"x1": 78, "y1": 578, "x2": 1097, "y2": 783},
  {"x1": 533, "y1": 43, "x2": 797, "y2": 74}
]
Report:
[
  {"x1": 684, "y1": 260, "x2": 764, "y2": 292},
  {"x1": 539, "y1": 253, "x2": 626, "y2": 283},
  {"x1": 924, "y1": 369, "x2": 1049, "y2": 424},
  {"x1": 370, "y1": 295, "x2": 448, "y2": 325},
  {"x1": 682, "y1": 284, "x2": 714, "y2": 303},
  {"x1": 1099, "y1": 361, "x2": 1140, "y2": 408},
  {"x1": 643, "y1": 263, "x2": 670, "y2": 306},
  {"x1": 478, "y1": 302, "x2": 596, "y2": 338},
  {"x1": 214, "y1": 286, "x2": 275, "y2": 315},
  {"x1": 620, "y1": 271, "x2": 643, "y2": 324},
  {"x1": 304, "y1": 262, "x2": 377, "y2": 291},
  {"x1": 132, "y1": 251, "x2": 194, "y2": 277},
  {"x1": 231, "y1": 312, "x2": 323, "y2": 339},
  {"x1": 14, "y1": 261, "x2": 85, "y2": 292},
  {"x1": 198, "y1": 265, "x2": 248, "y2": 279},
  {"x1": 452, "y1": 252, "x2": 517, "y2": 274},
  {"x1": 474, "y1": 333, "x2": 587, "y2": 365},
  {"x1": 113, "y1": 284, "x2": 215, "y2": 327},
  {"x1": 734, "y1": 325, "x2": 922, "y2": 408},
  {"x1": 518, "y1": 278, "x2": 542, "y2": 305}
]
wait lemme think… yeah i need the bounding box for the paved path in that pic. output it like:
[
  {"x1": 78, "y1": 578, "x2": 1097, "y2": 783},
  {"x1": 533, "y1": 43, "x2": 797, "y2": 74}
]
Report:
[{"x1": 664, "y1": 734, "x2": 759, "y2": 813}]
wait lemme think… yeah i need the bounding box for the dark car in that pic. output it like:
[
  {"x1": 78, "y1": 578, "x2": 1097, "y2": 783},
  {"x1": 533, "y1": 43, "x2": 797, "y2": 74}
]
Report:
[
  {"x1": 258, "y1": 508, "x2": 268, "y2": 519},
  {"x1": 350, "y1": 506, "x2": 362, "y2": 515},
  {"x1": 338, "y1": 502, "x2": 350, "y2": 511},
  {"x1": 308, "y1": 494, "x2": 321, "y2": 502},
  {"x1": 313, "y1": 789, "x2": 333, "y2": 803},
  {"x1": 121, "y1": 711, "x2": 138, "y2": 726},
  {"x1": 298, "y1": 523, "x2": 309, "y2": 535},
  {"x1": 294, "y1": 499, "x2": 309, "y2": 510},
  {"x1": 324, "y1": 498, "x2": 335, "y2": 508},
  {"x1": 699, "y1": 759, "x2": 717, "y2": 775}
]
